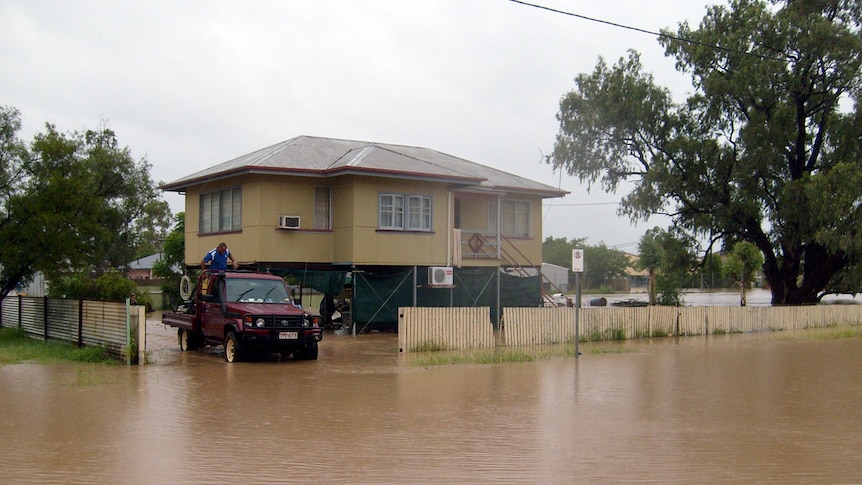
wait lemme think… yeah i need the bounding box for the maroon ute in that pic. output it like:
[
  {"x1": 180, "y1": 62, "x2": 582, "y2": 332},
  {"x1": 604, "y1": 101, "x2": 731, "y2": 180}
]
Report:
[{"x1": 163, "y1": 270, "x2": 323, "y2": 362}]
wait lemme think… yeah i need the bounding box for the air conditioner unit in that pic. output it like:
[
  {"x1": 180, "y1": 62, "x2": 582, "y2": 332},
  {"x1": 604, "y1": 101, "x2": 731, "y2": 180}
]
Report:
[
  {"x1": 428, "y1": 266, "x2": 454, "y2": 286},
  {"x1": 278, "y1": 215, "x2": 300, "y2": 229}
]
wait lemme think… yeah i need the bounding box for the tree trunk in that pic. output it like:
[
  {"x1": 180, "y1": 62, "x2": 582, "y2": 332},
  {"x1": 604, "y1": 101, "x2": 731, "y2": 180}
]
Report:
[{"x1": 764, "y1": 244, "x2": 846, "y2": 305}]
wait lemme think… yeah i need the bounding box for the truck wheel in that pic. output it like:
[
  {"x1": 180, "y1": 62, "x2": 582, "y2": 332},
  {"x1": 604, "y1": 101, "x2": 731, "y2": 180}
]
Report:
[
  {"x1": 295, "y1": 341, "x2": 319, "y2": 361},
  {"x1": 224, "y1": 331, "x2": 243, "y2": 363},
  {"x1": 178, "y1": 329, "x2": 189, "y2": 351}
]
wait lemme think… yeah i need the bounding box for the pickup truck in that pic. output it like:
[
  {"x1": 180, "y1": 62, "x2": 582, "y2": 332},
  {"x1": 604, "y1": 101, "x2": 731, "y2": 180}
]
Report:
[{"x1": 162, "y1": 270, "x2": 323, "y2": 362}]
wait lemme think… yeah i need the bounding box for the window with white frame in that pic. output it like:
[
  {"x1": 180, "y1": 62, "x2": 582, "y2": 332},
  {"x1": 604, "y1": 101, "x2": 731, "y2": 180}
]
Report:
[
  {"x1": 314, "y1": 186, "x2": 331, "y2": 230},
  {"x1": 200, "y1": 187, "x2": 242, "y2": 234},
  {"x1": 501, "y1": 199, "x2": 530, "y2": 238},
  {"x1": 379, "y1": 193, "x2": 432, "y2": 231},
  {"x1": 407, "y1": 195, "x2": 432, "y2": 231}
]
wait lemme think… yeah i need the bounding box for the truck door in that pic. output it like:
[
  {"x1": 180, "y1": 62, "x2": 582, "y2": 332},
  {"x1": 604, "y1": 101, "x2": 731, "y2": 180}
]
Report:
[{"x1": 200, "y1": 275, "x2": 228, "y2": 339}]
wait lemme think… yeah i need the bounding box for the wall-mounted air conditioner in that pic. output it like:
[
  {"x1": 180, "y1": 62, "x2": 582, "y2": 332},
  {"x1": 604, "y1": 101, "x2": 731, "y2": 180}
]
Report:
[
  {"x1": 278, "y1": 215, "x2": 301, "y2": 229},
  {"x1": 428, "y1": 266, "x2": 454, "y2": 286}
]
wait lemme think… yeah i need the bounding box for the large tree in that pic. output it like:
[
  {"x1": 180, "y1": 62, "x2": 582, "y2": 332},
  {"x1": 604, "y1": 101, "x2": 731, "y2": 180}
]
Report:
[
  {"x1": 550, "y1": 0, "x2": 862, "y2": 304},
  {"x1": 0, "y1": 107, "x2": 171, "y2": 298}
]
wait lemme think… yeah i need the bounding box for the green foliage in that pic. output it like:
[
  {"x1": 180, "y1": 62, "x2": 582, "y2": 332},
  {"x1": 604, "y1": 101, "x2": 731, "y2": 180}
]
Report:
[
  {"x1": 725, "y1": 241, "x2": 765, "y2": 305},
  {"x1": 549, "y1": 2, "x2": 862, "y2": 304},
  {"x1": 410, "y1": 340, "x2": 449, "y2": 352},
  {"x1": 542, "y1": 236, "x2": 586, "y2": 268},
  {"x1": 637, "y1": 227, "x2": 696, "y2": 305},
  {"x1": 725, "y1": 241, "x2": 764, "y2": 282},
  {"x1": 695, "y1": 252, "x2": 733, "y2": 289},
  {"x1": 583, "y1": 243, "x2": 630, "y2": 289},
  {"x1": 48, "y1": 269, "x2": 138, "y2": 302},
  {"x1": 152, "y1": 212, "x2": 185, "y2": 308},
  {"x1": 542, "y1": 236, "x2": 630, "y2": 290},
  {"x1": 408, "y1": 348, "x2": 539, "y2": 366},
  {"x1": 0, "y1": 107, "x2": 171, "y2": 299}
]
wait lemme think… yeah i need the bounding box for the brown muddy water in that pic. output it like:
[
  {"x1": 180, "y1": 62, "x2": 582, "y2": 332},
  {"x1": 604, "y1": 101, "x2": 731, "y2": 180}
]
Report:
[{"x1": 2, "y1": 316, "x2": 862, "y2": 484}]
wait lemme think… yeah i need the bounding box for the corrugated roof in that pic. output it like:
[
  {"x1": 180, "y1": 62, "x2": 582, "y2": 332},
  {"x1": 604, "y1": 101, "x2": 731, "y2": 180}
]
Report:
[
  {"x1": 128, "y1": 253, "x2": 162, "y2": 270},
  {"x1": 161, "y1": 135, "x2": 568, "y2": 197}
]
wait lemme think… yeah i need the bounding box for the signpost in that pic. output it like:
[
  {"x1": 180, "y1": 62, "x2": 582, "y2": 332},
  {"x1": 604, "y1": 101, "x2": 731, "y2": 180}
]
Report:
[{"x1": 572, "y1": 249, "x2": 584, "y2": 358}]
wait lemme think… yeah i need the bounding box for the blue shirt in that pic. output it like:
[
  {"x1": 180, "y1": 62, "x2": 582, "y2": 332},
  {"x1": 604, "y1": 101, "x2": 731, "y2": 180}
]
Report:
[{"x1": 204, "y1": 247, "x2": 231, "y2": 270}]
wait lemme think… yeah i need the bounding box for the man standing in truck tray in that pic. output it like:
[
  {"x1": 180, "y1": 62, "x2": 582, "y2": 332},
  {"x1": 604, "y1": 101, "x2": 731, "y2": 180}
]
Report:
[{"x1": 202, "y1": 242, "x2": 238, "y2": 271}]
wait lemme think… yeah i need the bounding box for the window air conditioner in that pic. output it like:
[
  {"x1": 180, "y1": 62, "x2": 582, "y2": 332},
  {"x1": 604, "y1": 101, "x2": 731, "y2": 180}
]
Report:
[
  {"x1": 427, "y1": 266, "x2": 454, "y2": 286},
  {"x1": 278, "y1": 215, "x2": 301, "y2": 229}
]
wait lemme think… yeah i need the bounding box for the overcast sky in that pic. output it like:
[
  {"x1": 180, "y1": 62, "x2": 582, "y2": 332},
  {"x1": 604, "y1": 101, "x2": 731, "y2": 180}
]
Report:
[{"x1": 1, "y1": 0, "x2": 716, "y2": 253}]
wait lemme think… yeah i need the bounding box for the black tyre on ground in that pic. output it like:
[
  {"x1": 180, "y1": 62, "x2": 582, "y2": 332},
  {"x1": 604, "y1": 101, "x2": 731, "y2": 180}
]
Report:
[{"x1": 294, "y1": 341, "x2": 319, "y2": 360}]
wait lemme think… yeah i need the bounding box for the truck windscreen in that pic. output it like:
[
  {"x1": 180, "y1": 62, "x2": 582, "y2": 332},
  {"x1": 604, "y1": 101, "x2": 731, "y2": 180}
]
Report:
[{"x1": 226, "y1": 279, "x2": 291, "y2": 303}]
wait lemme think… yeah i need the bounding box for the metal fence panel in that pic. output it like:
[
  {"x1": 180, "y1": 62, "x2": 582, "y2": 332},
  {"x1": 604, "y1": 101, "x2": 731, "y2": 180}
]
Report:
[
  {"x1": 1, "y1": 297, "x2": 20, "y2": 329},
  {"x1": 47, "y1": 299, "x2": 80, "y2": 342},
  {"x1": 19, "y1": 298, "x2": 45, "y2": 337},
  {"x1": 81, "y1": 301, "x2": 128, "y2": 355}
]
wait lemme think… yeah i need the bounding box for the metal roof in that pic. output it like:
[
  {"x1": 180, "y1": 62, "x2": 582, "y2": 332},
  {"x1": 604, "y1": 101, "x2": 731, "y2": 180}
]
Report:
[{"x1": 161, "y1": 135, "x2": 568, "y2": 198}]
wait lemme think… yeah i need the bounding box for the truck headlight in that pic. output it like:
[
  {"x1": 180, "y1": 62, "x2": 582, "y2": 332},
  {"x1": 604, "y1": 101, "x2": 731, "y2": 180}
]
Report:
[{"x1": 255, "y1": 318, "x2": 266, "y2": 328}]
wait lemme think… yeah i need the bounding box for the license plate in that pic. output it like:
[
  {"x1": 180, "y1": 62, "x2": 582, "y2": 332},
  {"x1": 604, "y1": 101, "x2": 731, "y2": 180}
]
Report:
[{"x1": 279, "y1": 331, "x2": 298, "y2": 340}]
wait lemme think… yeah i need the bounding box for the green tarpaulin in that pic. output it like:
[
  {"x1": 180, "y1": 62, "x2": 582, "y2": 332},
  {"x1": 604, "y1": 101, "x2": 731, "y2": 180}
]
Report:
[
  {"x1": 353, "y1": 267, "x2": 541, "y2": 331},
  {"x1": 271, "y1": 268, "x2": 347, "y2": 297}
]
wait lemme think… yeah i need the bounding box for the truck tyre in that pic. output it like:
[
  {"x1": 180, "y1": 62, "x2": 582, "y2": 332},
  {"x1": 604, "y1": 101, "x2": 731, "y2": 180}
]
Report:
[
  {"x1": 224, "y1": 331, "x2": 243, "y2": 363},
  {"x1": 179, "y1": 328, "x2": 203, "y2": 351},
  {"x1": 295, "y1": 341, "x2": 319, "y2": 361},
  {"x1": 179, "y1": 329, "x2": 190, "y2": 351}
]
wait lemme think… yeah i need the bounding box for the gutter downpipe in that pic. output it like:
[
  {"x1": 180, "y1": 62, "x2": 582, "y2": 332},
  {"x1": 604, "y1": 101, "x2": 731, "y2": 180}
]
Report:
[{"x1": 446, "y1": 190, "x2": 452, "y2": 267}]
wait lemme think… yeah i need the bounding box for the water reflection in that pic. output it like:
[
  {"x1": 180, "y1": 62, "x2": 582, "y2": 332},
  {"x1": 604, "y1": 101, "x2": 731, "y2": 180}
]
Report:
[{"x1": 1, "y1": 320, "x2": 861, "y2": 483}]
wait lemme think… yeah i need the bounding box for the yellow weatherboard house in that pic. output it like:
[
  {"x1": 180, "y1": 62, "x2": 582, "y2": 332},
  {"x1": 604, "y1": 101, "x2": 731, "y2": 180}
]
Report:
[{"x1": 161, "y1": 135, "x2": 568, "y2": 330}]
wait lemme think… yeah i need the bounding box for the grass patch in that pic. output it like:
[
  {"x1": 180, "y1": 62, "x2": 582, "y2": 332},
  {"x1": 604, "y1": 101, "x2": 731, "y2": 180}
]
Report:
[
  {"x1": 409, "y1": 348, "x2": 540, "y2": 366},
  {"x1": 0, "y1": 328, "x2": 117, "y2": 365},
  {"x1": 407, "y1": 341, "x2": 636, "y2": 366},
  {"x1": 410, "y1": 340, "x2": 449, "y2": 352},
  {"x1": 786, "y1": 326, "x2": 862, "y2": 340},
  {"x1": 587, "y1": 327, "x2": 627, "y2": 341},
  {"x1": 586, "y1": 344, "x2": 636, "y2": 354}
]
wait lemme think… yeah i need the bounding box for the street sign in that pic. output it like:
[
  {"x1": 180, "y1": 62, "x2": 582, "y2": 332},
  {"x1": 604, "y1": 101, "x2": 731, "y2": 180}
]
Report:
[{"x1": 571, "y1": 248, "x2": 584, "y2": 273}]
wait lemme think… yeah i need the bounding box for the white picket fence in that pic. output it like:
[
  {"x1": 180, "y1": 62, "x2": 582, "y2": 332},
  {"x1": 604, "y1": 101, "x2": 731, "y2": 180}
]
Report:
[
  {"x1": 398, "y1": 307, "x2": 494, "y2": 352},
  {"x1": 397, "y1": 304, "x2": 862, "y2": 351}
]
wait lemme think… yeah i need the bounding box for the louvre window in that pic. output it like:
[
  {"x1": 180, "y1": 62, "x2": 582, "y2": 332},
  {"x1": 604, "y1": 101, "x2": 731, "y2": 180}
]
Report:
[{"x1": 200, "y1": 187, "x2": 241, "y2": 234}]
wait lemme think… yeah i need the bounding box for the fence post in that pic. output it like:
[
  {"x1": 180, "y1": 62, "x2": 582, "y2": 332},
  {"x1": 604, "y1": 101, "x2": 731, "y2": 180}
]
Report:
[
  {"x1": 77, "y1": 299, "x2": 84, "y2": 347},
  {"x1": 43, "y1": 296, "x2": 49, "y2": 341},
  {"x1": 126, "y1": 298, "x2": 132, "y2": 365},
  {"x1": 137, "y1": 305, "x2": 146, "y2": 365}
]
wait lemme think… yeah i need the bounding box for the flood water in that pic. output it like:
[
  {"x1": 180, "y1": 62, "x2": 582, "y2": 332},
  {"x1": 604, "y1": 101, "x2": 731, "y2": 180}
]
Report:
[{"x1": 2, "y1": 311, "x2": 862, "y2": 484}]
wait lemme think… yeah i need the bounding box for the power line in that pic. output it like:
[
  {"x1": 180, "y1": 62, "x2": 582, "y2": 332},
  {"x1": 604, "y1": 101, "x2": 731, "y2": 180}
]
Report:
[{"x1": 507, "y1": 0, "x2": 785, "y2": 62}]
